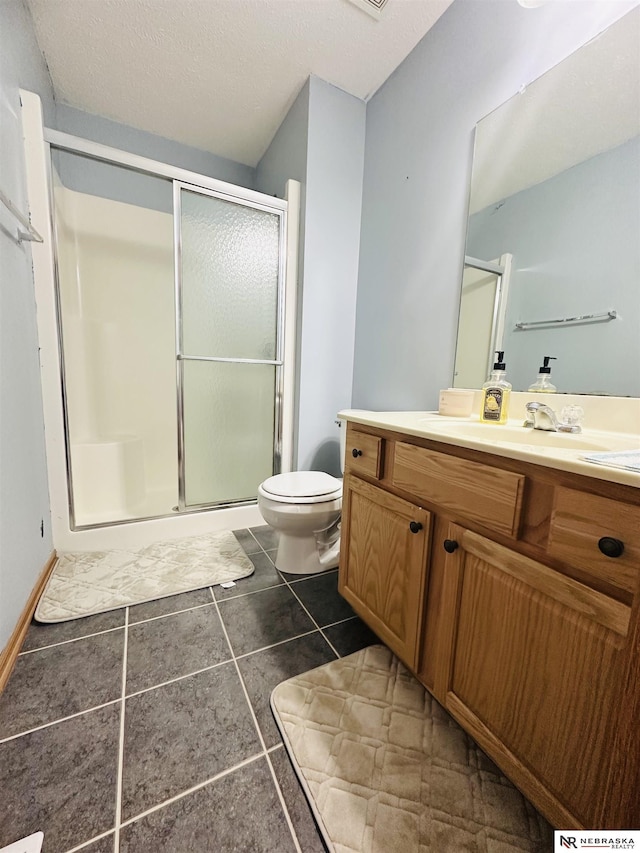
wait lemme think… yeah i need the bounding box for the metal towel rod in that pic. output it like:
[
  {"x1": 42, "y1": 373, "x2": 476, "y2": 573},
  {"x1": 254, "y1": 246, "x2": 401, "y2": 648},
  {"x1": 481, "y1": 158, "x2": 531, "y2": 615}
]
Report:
[
  {"x1": 514, "y1": 310, "x2": 617, "y2": 330},
  {"x1": 0, "y1": 187, "x2": 43, "y2": 243}
]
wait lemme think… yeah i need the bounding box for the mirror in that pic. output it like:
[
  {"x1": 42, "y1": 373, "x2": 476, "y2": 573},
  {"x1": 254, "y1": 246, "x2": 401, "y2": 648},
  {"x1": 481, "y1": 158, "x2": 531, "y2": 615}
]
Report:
[{"x1": 453, "y1": 8, "x2": 640, "y2": 397}]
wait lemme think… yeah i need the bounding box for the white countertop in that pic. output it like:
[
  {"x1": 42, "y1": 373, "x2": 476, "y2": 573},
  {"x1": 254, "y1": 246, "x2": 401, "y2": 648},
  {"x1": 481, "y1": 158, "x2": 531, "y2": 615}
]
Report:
[{"x1": 338, "y1": 406, "x2": 640, "y2": 489}]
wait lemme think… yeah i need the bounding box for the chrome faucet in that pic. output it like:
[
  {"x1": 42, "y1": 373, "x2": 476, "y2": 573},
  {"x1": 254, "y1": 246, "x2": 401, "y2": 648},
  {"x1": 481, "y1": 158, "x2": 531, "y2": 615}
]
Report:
[{"x1": 524, "y1": 401, "x2": 583, "y2": 433}]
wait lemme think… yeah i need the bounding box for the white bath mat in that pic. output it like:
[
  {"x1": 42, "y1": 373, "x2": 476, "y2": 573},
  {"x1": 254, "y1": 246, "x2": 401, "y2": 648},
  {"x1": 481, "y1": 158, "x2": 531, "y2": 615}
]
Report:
[
  {"x1": 0, "y1": 832, "x2": 43, "y2": 853},
  {"x1": 35, "y1": 531, "x2": 254, "y2": 623},
  {"x1": 271, "y1": 645, "x2": 553, "y2": 852}
]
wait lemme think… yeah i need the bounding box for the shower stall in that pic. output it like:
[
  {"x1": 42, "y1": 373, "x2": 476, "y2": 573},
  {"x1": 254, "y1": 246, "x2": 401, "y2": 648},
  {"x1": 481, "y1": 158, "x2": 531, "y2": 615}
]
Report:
[{"x1": 21, "y1": 91, "x2": 299, "y2": 550}]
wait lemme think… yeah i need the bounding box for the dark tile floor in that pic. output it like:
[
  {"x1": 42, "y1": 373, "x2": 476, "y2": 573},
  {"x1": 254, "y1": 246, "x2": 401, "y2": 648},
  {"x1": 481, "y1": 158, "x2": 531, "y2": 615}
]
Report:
[{"x1": 0, "y1": 526, "x2": 378, "y2": 853}]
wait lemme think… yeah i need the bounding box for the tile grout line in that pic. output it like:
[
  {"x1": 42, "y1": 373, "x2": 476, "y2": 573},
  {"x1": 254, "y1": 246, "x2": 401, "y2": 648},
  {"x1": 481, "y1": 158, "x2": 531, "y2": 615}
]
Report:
[
  {"x1": 0, "y1": 698, "x2": 122, "y2": 745},
  {"x1": 126, "y1": 620, "x2": 338, "y2": 699},
  {"x1": 62, "y1": 829, "x2": 115, "y2": 853},
  {"x1": 208, "y1": 586, "x2": 303, "y2": 853},
  {"x1": 126, "y1": 614, "x2": 354, "y2": 706},
  {"x1": 12, "y1": 537, "x2": 337, "y2": 845},
  {"x1": 2, "y1": 594, "x2": 357, "y2": 746},
  {"x1": 18, "y1": 623, "x2": 126, "y2": 656},
  {"x1": 322, "y1": 614, "x2": 359, "y2": 630},
  {"x1": 18, "y1": 596, "x2": 223, "y2": 657},
  {"x1": 6, "y1": 535, "x2": 346, "y2": 851},
  {"x1": 113, "y1": 605, "x2": 129, "y2": 853},
  {"x1": 233, "y1": 628, "x2": 319, "y2": 660},
  {"x1": 280, "y1": 569, "x2": 339, "y2": 586},
  {"x1": 215, "y1": 578, "x2": 284, "y2": 603},
  {"x1": 227, "y1": 537, "x2": 349, "y2": 660},
  {"x1": 118, "y1": 753, "x2": 265, "y2": 830},
  {"x1": 127, "y1": 600, "x2": 215, "y2": 627},
  {"x1": 246, "y1": 527, "x2": 267, "y2": 553},
  {"x1": 16, "y1": 580, "x2": 336, "y2": 656},
  {"x1": 256, "y1": 542, "x2": 344, "y2": 657},
  {"x1": 281, "y1": 577, "x2": 342, "y2": 659},
  {"x1": 125, "y1": 658, "x2": 233, "y2": 700}
]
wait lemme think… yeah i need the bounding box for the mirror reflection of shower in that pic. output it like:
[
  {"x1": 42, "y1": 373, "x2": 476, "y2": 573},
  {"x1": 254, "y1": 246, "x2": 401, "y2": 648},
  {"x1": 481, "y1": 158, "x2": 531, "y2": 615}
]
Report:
[
  {"x1": 51, "y1": 149, "x2": 286, "y2": 529},
  {"x1": 453, "y1": 253, "x2": 511, "y2": 389}
]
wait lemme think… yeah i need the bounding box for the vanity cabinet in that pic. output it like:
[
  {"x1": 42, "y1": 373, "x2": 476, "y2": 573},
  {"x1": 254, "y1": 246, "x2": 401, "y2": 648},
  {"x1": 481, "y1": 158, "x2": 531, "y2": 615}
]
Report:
[
  {"x1": 338, "y1": 420, "x2": 640, "y2": 830},
  {"x1": 338, "y1": 474, "x2": 431, "y2": 669},
  {"x1": 437, "y1": 524, "x2": 627, "y2": 827}
]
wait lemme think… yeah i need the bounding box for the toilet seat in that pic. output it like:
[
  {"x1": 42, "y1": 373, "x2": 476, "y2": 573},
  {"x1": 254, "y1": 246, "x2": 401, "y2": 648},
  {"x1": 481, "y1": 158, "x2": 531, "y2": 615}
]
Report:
[{"x1": 260, "y1": 471, "x2": 342, "y2": 504}]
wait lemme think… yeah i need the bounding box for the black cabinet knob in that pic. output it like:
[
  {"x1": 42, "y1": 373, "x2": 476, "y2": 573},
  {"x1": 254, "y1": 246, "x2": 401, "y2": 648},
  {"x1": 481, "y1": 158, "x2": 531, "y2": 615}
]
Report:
[
  {"x1": 598, "y1": 536, "x2": 624, "y2": 558},
  {"x1": 409, "y1": 521, "x2": 423, "y2": 534},
  {"x1": 352, "y1": 448, "x2": 362, "y2": 458},
  {"x1": 443, "y1": 539, "x2": 459, "y2": 553}
]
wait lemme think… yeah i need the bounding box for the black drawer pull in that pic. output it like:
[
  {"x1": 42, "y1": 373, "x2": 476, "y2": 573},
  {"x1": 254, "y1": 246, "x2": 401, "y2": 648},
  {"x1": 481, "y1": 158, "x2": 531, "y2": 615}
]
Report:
[
  {"x1": 409, "y1": 521, "x2": 423, "y2": 534},
  {"x1": 352, "y1": 448, "x2": 362, "y2": 458},
  {"x1": 443, "y1": 539, "x2": 459, "y2": 553},
  {"x1": 598, "y1": 537, "x2": 624, "y2": 558}
]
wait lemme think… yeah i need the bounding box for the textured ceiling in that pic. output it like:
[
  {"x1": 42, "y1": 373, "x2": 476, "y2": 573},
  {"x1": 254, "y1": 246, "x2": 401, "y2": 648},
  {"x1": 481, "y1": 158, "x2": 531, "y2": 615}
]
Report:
[{"x1": 25, "y1": 0, "x2": 453, "y2": 166}]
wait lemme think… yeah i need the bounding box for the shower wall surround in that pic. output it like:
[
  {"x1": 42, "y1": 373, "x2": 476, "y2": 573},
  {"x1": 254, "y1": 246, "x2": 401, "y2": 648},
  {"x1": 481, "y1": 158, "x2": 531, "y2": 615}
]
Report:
[{"x1": 53, "y1": 174, "x2": 178, "y2": 525}]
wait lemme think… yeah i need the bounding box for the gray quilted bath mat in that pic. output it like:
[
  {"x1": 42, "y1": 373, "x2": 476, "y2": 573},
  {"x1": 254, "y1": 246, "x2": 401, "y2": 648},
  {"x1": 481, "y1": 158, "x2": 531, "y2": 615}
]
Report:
[
  {"x1": 271, "y1": 645, "x2": 553, "y2": 853},
  {"x1": 35, "y1": 530, "x2": 254, "y2": 623}
]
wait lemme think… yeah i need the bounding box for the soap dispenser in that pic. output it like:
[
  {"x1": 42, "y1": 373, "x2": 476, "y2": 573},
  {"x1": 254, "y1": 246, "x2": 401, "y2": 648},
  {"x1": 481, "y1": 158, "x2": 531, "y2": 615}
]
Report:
[
  {"x1": 480, "y1": 351, "x2": 512, "y2": 424},
  {"x1": 528, "y1": 356, "x2": 557, "y2": 393}
]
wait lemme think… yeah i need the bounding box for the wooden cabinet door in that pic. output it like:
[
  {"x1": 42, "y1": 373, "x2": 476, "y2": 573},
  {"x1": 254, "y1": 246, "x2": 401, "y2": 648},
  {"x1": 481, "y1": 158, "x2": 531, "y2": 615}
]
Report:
[
  {"x1": 338, "y1": 475, "x2": 430, "y2": 668},
  {"x1": 437, "y1": 524, "x2": 630, "y2": 829}
]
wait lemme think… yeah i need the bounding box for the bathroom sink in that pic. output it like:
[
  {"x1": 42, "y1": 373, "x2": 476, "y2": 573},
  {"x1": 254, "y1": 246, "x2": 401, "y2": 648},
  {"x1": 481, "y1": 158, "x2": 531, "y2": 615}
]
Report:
[{"x1": 424, "y1": 421, "x2": 628, "y2": 452}]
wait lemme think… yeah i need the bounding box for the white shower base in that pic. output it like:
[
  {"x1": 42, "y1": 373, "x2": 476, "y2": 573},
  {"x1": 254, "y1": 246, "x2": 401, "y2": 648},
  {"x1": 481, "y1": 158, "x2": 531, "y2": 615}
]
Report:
[
  {"x1": 73, "y1": 486, "x2": 178, "y2": 528},
  {"x1": 68, "y1": 436, "x2": 264, "y2": 551},
  {"x1": 57, "y1": 502, "x2": 264, "y2": 553}
]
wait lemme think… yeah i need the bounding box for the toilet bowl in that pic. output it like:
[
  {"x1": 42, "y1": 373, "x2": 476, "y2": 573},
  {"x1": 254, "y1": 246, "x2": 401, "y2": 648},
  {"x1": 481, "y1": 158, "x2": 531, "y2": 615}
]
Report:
[{"x1": 257, "y1": 421, "x2": 346, "y2": 575}]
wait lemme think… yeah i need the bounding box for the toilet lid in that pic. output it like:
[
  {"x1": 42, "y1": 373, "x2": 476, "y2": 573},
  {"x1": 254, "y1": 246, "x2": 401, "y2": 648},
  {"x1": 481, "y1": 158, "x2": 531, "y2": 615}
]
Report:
[{"x1": 261, "y1": 471, "x2": 342, "y2": 500}]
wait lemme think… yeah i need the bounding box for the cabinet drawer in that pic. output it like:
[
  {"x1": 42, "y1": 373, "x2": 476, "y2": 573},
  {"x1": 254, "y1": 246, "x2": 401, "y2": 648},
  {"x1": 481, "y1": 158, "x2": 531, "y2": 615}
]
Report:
[
  {"x1": 392, "y1": 442, "x2": 524, "y2": 537},
  {"x1": 345, "y1": 427, "x2": 383, "y2": 480},
  {"x1": 549, "y1": 487, "x2": 640, "y2": 594}
]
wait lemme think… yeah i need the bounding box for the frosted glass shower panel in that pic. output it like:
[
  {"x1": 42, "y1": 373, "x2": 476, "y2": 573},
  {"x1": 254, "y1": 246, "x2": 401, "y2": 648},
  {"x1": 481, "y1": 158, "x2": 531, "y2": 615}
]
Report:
[
  {"x1": 182, "y1": 360, "x2": 276, "y2": 506},
  {"x1": 180, "y1": 189, "x2": 281, "y2": 360}
]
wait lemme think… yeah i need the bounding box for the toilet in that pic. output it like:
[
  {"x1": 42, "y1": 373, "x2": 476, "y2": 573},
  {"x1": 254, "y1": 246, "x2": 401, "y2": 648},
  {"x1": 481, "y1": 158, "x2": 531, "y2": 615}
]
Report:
[{"x1": 257, "y1": 422, "x2": 346, "y2": 574}]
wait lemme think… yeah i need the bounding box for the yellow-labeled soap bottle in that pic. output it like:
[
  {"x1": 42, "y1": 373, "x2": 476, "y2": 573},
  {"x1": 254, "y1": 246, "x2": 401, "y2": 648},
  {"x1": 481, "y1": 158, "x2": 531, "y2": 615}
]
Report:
[{"x1": 480, "y1": 351, "x2": 512, "y2": 424}]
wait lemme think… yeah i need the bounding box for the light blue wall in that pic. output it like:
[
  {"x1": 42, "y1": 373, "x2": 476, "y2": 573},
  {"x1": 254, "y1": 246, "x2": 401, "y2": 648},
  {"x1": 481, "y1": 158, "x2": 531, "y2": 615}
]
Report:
[
  {"x1": 0, "y1": 0, "x2": 55, "y2": 650},
  {"x1": 352, "y1": 0, "x2": 639, "y2": 411},
  {"x1": 300, "y1": 78, "x2": 365, "y2": 475},
  {"x1": 54, "y1": 105, "x2": 255, "y2": 214},
  {"x1": 467, "y1": 137, "x2": 640, "y2": 397},
  {"x1": 258, "y1": 77, "x2": 366, "y2": 475},
  {"x1": 255, "y1": 81, "x2": 309, "y2": 200},
  {"x1": 256, "y1": 81, "x2": 310, "y2": 467},
  {"x1": 56, "y1": 104, "x2": 255, "y2": 188}
]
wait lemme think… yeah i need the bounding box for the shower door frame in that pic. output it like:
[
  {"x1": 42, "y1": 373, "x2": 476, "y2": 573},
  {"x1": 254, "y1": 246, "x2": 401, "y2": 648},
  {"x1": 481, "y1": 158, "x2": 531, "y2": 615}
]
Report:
[
  {"x1": 41, "y1": 126, "x2": 296, "y2": 530},
  {"x1": 174, "y1": 180, "x2": 287, "y2": 511}
]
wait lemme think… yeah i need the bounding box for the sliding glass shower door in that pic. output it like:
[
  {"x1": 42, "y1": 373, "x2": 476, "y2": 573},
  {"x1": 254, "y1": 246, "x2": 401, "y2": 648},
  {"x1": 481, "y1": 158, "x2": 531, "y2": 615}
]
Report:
[{"x1": 176, "y1": 184, "x2": 284, "y2": 509}]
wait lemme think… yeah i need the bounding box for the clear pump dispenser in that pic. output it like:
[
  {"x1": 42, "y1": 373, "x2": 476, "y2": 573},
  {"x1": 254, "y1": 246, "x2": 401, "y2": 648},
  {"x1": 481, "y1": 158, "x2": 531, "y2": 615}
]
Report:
[
  {"x1": 480, "y1": 351, "x2": 512, "y2": 424},
  {"x1": 528, "y1": 356, "x2": 557, "y2": 393}
]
